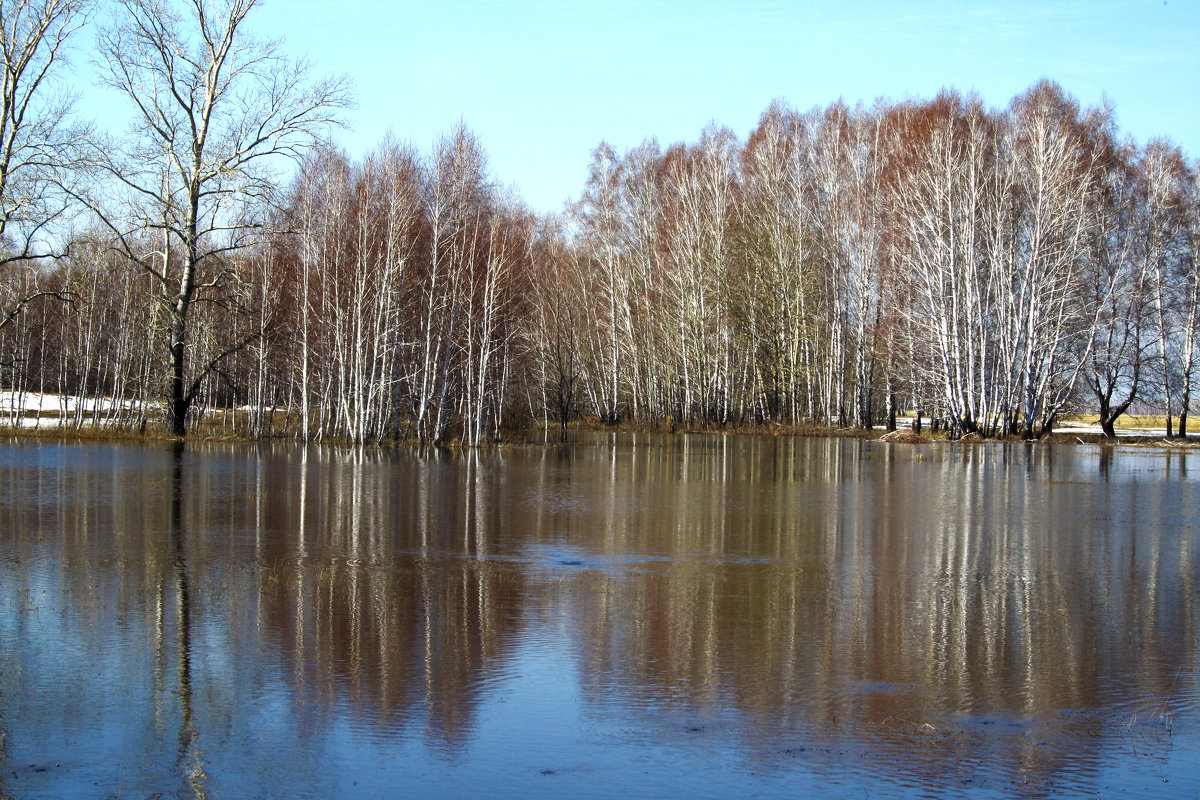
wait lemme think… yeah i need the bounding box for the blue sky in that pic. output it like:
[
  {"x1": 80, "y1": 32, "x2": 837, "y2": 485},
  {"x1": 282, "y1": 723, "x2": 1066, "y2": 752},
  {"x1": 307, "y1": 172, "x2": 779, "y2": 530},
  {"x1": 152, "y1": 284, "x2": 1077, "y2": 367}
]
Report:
[{"x1": 96, "y1": 0, "x2": 1200, "y2": 213}]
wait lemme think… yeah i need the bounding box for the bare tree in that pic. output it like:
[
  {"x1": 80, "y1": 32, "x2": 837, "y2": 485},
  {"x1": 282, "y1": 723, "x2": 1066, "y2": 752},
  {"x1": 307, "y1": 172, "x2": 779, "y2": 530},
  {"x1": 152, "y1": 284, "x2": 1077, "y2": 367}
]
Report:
[
  {"x1": 1139, "y1": 140, "x2": 1191, "y2": 437},
  {"x1": 412, "y1": 124, "x2": 489, "y2": 444},
  {"x1": 528, "y1": 215, "x2": 581, "y2": 439},
  {"x1": 1002, "y1": 83, "x2": 1103, "y2": 437},
  {"x1": 737, "y1": 101, "x2": 819, "y2": 423},
  {"x1": 88, "y1": 0, "x2": 350, "y2": 435},
  {"x1": 0, "y1": 0, "x2": 90, "y2": 333},
  {"x1": 1179, "y1": 161, "x2": 1200, "y2": 436},
  {"x1": 883, "y1": 93, "x2": 1012, "y2": 436},
  {"x1": 573, "y1": 141, "x2": 628, "y2": 424},
  {"x1": 1080, "y1": 135, "x2": 1149, "y2": 438},
  {"x1": 658, "y1": 124, "x2": 738, "y2": 424}
]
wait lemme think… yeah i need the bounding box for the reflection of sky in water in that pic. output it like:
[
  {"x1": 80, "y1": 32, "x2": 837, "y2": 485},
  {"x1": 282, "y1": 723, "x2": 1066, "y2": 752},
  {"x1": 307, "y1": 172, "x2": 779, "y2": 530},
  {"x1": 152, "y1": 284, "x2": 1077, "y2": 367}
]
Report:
[{"x1": 0, "y1": 436, "x2": 1198, "y2": 799}]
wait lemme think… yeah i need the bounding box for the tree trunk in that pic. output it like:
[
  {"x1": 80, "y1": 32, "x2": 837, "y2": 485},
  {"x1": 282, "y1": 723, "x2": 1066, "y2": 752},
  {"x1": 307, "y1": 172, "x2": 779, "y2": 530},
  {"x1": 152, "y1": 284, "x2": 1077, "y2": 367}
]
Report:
[
  {"x1": 1098, "y1": 394, "x2": 1135, "y2": 440},
  {"x1": 1100, "y1": 401, "x2": 1117, "y2": 439},
  {"x1": 168, "y1": 309, "x2": 188, "y2": 436}
]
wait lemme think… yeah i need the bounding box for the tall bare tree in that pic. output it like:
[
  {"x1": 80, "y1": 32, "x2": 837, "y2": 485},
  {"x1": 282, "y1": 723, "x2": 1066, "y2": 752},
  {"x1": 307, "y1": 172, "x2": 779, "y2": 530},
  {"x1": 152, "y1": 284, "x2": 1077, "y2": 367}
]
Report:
[
  {"x1": 1139, "y1": 139, "x2": 1191, "y2": 437},
  {"x1": 413, "y1": 124, "x2": 489, "y2": 444},
  {"x1": 1179, "y1": 162, "x2": 1200, "y2": 436},
  {"x1": 573, "y1": 142, "x2": 628, "y2": 424},
  {"x1": 737, "y1": 101, "x2": 818, "y2": 423},
  {"x1": 89, "y1": 0, "x2": 350, "y2": 435},
  {"x1": 0, "y1": 0, "x2": 90, "y2": 334}
]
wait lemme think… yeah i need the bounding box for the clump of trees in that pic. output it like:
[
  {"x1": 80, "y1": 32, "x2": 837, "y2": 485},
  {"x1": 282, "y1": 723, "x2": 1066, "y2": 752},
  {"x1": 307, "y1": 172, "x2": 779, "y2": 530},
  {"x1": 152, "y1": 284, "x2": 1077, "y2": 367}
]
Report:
[
  {"x1": 1, "y1": 0, "x2": 1197, "y2": 443},
  {"x1": 543, "y1": 86, "x2": 1199, "y2": 440},
  {"x1": 262, "y1": 129, "x2": 536, "y2": 444}
]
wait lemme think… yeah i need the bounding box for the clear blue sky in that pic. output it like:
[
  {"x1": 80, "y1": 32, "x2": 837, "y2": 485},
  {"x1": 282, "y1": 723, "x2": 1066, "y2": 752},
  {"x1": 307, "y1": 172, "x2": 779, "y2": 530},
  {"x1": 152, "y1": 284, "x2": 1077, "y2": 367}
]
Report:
[{"x1": 110, "y1": 0, "x2": 1200, "y2": 213}]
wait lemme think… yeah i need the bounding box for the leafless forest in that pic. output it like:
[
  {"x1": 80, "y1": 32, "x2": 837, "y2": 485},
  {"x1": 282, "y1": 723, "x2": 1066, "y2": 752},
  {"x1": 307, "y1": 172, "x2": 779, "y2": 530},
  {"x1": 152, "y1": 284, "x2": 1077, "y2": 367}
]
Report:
[{"x1": 1, "y1": 0, "x2": 1198, "y2": 443}]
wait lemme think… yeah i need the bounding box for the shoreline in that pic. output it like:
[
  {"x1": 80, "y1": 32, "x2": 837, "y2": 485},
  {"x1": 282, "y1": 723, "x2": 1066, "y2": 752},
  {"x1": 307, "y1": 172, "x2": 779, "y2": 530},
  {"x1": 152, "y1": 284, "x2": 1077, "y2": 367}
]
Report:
[{"x1": 2, "y1": 414, "x2": 1198, "y2": 451}]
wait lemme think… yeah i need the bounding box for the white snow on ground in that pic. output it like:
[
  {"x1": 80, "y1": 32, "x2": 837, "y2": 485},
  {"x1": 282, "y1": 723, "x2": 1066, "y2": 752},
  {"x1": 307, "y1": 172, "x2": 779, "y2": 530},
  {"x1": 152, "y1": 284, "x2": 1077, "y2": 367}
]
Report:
[
  {"x1": 1053, "y1": 420, "x2": 1171, "y2": 438},
  {"x1": 0, "y1": 391, "x2": 146, "y2": 427},
  {"x1": 1, "y1": 415, "x2": 70, "y2": 428},
  {"x1": 0, "y1": 391, "x2": 141, "y2": 413}
]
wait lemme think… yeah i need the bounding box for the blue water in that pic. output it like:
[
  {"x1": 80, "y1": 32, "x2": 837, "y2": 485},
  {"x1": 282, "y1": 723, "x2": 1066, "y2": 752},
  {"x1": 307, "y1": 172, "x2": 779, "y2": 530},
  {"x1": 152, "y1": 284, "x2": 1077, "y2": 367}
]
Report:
[{"x1": 0, "y1": 435, "x2": 1197, "y2": 798}]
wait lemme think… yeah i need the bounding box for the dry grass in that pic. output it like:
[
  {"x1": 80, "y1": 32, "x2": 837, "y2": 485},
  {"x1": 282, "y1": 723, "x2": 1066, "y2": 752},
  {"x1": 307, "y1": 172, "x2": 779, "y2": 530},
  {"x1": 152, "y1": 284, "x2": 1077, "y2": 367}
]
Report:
[
  {"x1": 0, "y1": 424, "x2": 155, "y2": 443},
  {"x1": 1118, "y1": 437, "x2": 1200, "y2": 450},
  {"x1": 571, "y1": 416, "x2": 861, "y2": 438},
  {"x1": 879, "y1": 429, "x2": 931, "y2": 444},
  {"x1": 1059, "y1": 413, "x2": 1179, "y2": 430}
]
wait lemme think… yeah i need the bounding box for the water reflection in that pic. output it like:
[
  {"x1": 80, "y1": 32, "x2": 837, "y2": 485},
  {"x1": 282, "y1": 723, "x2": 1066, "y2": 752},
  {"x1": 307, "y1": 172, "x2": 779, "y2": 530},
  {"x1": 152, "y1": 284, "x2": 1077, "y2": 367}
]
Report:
[
  {"x1": 0, "y1": 436, "x2": 1197, "y2": 798},
  {"x1": 167, "y1": 441, "x2": 207, "y2": 797},
  {"x1": 241, "y1": 447, "x2": 527, "y2": 751}
]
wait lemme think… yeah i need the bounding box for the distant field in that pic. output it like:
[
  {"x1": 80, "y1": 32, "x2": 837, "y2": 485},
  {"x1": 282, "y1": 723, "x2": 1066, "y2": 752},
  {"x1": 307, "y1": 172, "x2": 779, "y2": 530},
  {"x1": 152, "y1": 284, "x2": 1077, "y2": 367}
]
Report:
[
  {"x1": 896, "y1": 411, "x2": 1175, "y2": 430},
  {"x1": 1059, "y1": 414, "x2": 1176, "y2": 429}
]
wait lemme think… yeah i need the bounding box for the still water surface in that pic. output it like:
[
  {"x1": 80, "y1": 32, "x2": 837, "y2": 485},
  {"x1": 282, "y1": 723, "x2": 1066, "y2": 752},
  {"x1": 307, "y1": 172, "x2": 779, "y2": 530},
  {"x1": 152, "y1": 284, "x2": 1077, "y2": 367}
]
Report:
[{"x1": 1, "y1": 434, "x2": 1198, "y2": 798}]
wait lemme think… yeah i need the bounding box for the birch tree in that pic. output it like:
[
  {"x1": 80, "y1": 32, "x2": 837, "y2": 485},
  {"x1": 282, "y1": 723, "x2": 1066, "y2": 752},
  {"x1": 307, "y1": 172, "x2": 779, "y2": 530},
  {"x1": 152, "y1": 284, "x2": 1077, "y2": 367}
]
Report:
[
  {"x1": 1005, "y1": 82, "x2": 1103, "y2": 437},
  {"x1": 813, "y1": 102, "x2": 889, "y2": 427},
  {"x1": 528, "y1": 215, "x2": 581, "y2": 438},
  {"x1": 1178, "y1": 162, "x2": 1200, "y2": 436},
  {"x1": 573, "y1": 142, "x2": 627, "y2": 423},
  {"x1": 0, "y1": 0, "x2": 90, "y2": 335},
  {"x1": 658, "y1": 125, "x2": 737, "y2": 423},
  {"x1": 883, "y1": 93, "x2": 1009, "y2": 435},
  {"x1": 616, "y1": 139, "x2": 665, "y2": 420},
  {"x1": 1080, "y1": 137, "x2": 1148, "y2": 437},
  {"x1": 461, "y1": 196, "x2": 531, "y2": 445},
  {"x1": 90, "y1": 0, "x2": 350, "y2": 435},
  {"x1": 413, "y1": 124, "x2": 488, "y2": 443},
  {"x1": 1139, "y1": 139, "x2": 1191, "y2": 436},
  {"x1": 737, "y1": 101, "x2": 818, "y2": 422}
]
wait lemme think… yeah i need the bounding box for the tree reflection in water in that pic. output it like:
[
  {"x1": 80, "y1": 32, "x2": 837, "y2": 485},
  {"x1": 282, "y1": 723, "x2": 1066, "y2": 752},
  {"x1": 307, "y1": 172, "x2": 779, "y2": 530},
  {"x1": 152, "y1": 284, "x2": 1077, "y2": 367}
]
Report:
[
  {"x1": 167, "y1": 441, "x2": 207, "y2": 797},
  {"x1": 0, "y1": 435, "x2": 1196, "y2": 798}
]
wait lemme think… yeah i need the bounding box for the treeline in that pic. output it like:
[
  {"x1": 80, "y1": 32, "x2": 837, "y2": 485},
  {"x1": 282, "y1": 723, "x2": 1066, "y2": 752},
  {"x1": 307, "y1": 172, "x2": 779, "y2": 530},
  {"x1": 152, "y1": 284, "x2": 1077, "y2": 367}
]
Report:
[
  {"x1": 554, "y1": 84, "x2": 1199, "y2": 440},
  {"x1": 1, "y1": 2, "x2": 1197, "y2": 443}
]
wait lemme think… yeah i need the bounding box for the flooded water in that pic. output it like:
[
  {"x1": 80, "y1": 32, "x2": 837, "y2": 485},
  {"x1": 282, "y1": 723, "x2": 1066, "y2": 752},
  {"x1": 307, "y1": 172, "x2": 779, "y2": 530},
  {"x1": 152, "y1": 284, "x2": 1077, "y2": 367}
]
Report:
[{"x1": 0, "y1": 434, "x2": 1198, "y2": 799}]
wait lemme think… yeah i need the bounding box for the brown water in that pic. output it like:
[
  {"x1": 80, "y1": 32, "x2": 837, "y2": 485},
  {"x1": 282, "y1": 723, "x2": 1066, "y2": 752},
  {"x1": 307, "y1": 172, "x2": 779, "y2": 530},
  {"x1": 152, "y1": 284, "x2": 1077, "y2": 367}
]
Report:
[{"x1": 0, "y1": 434, "x2": 1197, "y2": 799}]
